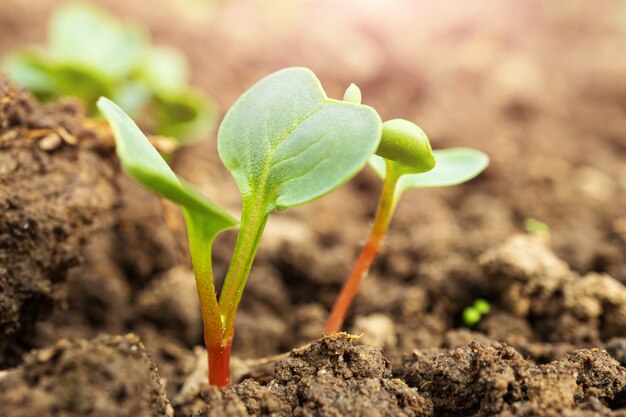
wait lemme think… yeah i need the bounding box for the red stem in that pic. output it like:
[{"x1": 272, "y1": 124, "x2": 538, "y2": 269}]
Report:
[
  {"x1": 325, "y1": 164, "x2": 400, "y2": 333},
  {"x1": 207, "y1": 339, "x2": 232, "y2": 387},
  {"x1": 325, "y1": 232, "x2": 384, "y2": 333}
]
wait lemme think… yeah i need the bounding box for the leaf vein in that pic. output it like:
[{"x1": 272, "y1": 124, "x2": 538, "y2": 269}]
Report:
[
  {"x1": 270, "y1": 101, "x2": 326, "y2": 149},
  {"x1": 271, "y1": 130, "x2": 329, "y2": 168}
]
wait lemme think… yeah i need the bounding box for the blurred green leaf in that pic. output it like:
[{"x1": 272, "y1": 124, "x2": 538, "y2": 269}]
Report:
[
  {"x1": 49, "y1": 3, "x2": 146, "y2": 81},
  {"x1": 3, "y1": 52, "x2": 58, "y2": 96},
  {"x1": 155, "y1": 89, "x2": 217, "y2": 143},
  {"x1": 2, "y1": 3, "x2": 216, "y2": 143},
  {"x1": 142, "y1": 46, "x2": 189, "y2": 94},
  {"x1": 524, "y1": 218, "x2": 550, "y2": 236}
]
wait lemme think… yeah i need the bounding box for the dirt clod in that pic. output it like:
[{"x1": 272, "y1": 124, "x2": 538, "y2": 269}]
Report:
[
  {"x1": 397, "y1": 341, "x2": 626, "y2": 416},
  {"x1": 0, "y1": 75, "x2": 118, "y2": 368},
  {"x1": 180, "y1": 334, "x2": 433, "y2": 417},
  {"x1": 0, "y1": 334, "x2": 173, "y2": 417}
]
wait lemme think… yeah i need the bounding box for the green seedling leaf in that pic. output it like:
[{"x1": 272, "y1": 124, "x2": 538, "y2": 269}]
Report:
[
  {"x1": 524, "y1": 218, "x2": 550, "y2": 236},
  {"x1": 462, "y1": 298, "x2": 491, "y2": 326},
  {"x1": 49, "y1": 3, "x2": 146, "y2": 81},
  {"x1": 218, "y1": 67, "x2": 382, "y2": 213},
  {"x1": 462, "y1": 307, "x2": 482, "y2": 326},
  {"x1": 4, "y1": 51, "x2": 113, "y2": 109},
  {"x1": 370, "y1": 147, "x2": 489, "y2": 202},
  {"x1": 473, "y1": 298, "x2": 491, "y2": 315},
  {"x1": 97, "y1": 97, "x2": 237, "y2": 233}
]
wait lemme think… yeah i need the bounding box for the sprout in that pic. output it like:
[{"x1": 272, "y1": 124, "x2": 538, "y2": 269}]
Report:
[
  {"x1": 98, "y1": 67, "x2": 382, "y2": 386},
  {"x1": 524, "y1": 218, "x2": 551, "y2": 237},
  {"x1": 4, "y1": 3, "x2": 215, "y2": 143},
  {"x1": 325, "y1": 84, "x2": 489, "y2": 333},
  {"x1": 462, "y1": 298, "x2": 492, "y2": 326}
]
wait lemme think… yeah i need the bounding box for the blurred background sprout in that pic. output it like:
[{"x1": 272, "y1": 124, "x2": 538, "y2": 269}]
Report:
[
  {"x1": 462, "y1": 298, "x2": 491, "y2": 327},
  {"x1": 524, "y1": 218, "x2": 551, "y2": 237},
  {"x1": 2, "y1": 2, "x2": 216, "y2": 143}
]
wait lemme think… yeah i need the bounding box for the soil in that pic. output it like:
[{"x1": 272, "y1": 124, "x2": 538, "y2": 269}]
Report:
[
  {"x1": 176, "y1": 334, "x2": 434, "y2": 417},
  {"x1": 0, "y1": 0, "x2": 626, "y2": 416},
  {"x1": 0, "y1": 334, "x2": 172, "y2": 417},
  {"x1": 0, "y1": 74, "x2": 118, "y2": 367}
]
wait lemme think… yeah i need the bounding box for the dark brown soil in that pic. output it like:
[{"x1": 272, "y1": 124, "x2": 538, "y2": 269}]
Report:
[
  {"x1": 397, "y1": 341, "x2": 626, "y2": 416},
  {"x1": 155, "y1": 334, "x2": 626, "y2": 416},
  {"x1": 0, "y1": 334, "x2": 172, "y2": 417},
  {"x1": 0, "y1": 0, "x2": 625, "y2": 416},
  {"x1": 177, "y1": 334, "x2": 433, "y2": 417},
  {"x1": 0, "y1": 74, "x2": 118, "y2": 367}
]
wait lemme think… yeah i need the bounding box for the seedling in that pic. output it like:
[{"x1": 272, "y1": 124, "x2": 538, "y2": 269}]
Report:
[
  {"x1": 97, "y1": 67, "x2": 382, "y2": 386},
  {"x1": 4, "y1": 3, "x2": 215, "y2": 143},
  {"x1": 462, "y1": 298, "x2": 491, "y2": 326},
  {"x1": 524, "y1": 218, "x2": 550, "y2": 237},
  {"x1": 325, "y1": 86, "x2": 489, "y2": 333}
]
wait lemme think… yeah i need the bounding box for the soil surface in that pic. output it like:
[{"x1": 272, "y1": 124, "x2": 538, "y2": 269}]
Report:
[
  {"x1": 0, "y1": 0, "x2": 625, "y2": 416},
  {"x1": 177, "y1": 334, "x2": 434, "y2": 417},
  {"x1": 0, "y1": 334, "x2": 172, "y2": 417},
  {"x1": 0, "y1": 74, "x2": 118, "y2": 367}
]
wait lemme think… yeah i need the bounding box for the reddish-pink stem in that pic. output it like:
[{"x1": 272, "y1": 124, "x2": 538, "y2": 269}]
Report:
[
  {"x1": 325, "y1": 164, "x2": 400, "y2": 333},
  {"x1": 207, "y1": 338, "x2": 232, "y2": 387}
]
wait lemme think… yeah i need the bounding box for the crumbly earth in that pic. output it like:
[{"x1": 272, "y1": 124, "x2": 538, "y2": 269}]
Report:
[
  {"x1": 0, "y1": 334, "x2": 173, "y2": 417},
  {"x1": 397, "y1": 341, "x2": 626, "y2": 416},
  {"x1": 177, "y1": 334, "x2": 434, "y2": 417},
  {"x1": 0, "y1": 74, "x2": 118, "y2": 367}
]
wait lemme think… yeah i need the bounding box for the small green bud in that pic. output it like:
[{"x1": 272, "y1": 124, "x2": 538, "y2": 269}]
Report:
[
  {"x1": 524, "y1": 218, "x2": 550, "y2": 236},
  {"x1": 462, "y1": 307, "x2": 481, "y2": 326},
  {"x1": 343, "y1": 83, "x2": 362, "y2": 104},
  {"x1": 473, "y1": 298, "x2": 491, "y2": 315},
  {"x1": 376, "y1": 119, "x2": 436, "y2": 173}
]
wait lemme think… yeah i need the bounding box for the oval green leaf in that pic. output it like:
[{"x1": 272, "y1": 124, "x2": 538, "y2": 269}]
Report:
[
  {"x1": 97, "y1": 97, "x2": 237, "y2": 234},
  {"x1": 370, "y1": 147, "x2": 489, "y2": 199},
  {"x1": 218, "y1": 67, "x2": 382, "y2": 213}
]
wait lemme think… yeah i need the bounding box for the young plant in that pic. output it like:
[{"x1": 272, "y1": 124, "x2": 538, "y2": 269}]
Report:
[
  {"x1": 462, "y1": 298, "x2": 492, "y2": 326},
  {"x1": 325, "y1": 86, "x2": 490, "y2": 333},
  {"x1": 524, "y1": 217, "x2": 551, "y2": 237},
  {"x1": 97, "y1": 67, "x2": 382, "y2": 386},
  {"x1": 4, "y1": 3, "x2": 215, "y2": 143}
]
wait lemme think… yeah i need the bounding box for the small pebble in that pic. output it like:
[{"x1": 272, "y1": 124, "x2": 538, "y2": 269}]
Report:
[
  {"x1": 58, "y1": 128, "x2": 78, "y2": 145},
  {"x1": 38, "y1": 133, "x2": 62, "y2": 151}
]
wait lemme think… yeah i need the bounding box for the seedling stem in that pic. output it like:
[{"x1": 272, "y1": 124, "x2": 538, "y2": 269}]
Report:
[
  {"x1": 219, "y1": 203, "x2": 268, "y2": 344},
  {"x1": 326, "y1": 163, "x2": 401, "y2": 333}
]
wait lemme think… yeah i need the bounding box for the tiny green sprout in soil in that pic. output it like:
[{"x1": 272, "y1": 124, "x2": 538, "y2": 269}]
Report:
[
  {"x1": 3, "y1": 3, "x2": 215, "y2": 143},
  {"x1": 98, "y1": 67, "x2": 382, "y2": 387},
  {"x1": 324, "y1": 85, "x2": 490, "y2": 333},
  {"x1": 462, "y1": 298, "x2": 492, "y2": 326},
  {"x1": 524, "y1": 217, "x2": 551, "y2": 237}
]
